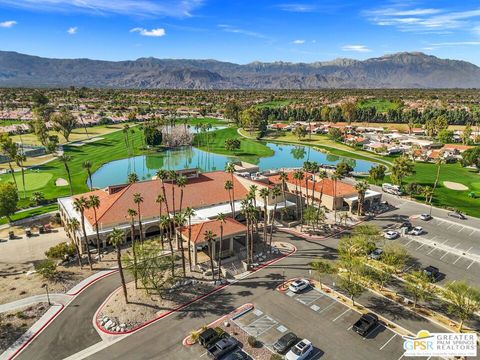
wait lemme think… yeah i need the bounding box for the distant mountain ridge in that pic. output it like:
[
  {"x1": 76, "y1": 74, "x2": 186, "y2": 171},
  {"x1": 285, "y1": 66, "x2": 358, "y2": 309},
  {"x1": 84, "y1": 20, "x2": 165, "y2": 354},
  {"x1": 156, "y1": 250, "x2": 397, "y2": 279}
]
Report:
[{"x1": 1, "y1": 51, "x2": 479, "y2": 89}]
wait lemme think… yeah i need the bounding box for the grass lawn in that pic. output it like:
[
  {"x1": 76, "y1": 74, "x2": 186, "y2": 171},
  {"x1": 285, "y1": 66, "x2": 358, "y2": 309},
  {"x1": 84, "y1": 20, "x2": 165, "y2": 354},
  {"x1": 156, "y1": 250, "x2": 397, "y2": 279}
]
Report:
[
  {"x1": 0, "y1": 172, "x2": 53, "y2": 191},
  {"x1": 357, "y1": 99, "x2": 402, "y2": 113},
  {"x1": 0, "y1": 119, "x2": 24, "y2": 125},
  {"x1": 255, "y1": 100, "x2": 293, "y2": 108},
  {"x1": 194, "y1": 127, "x2": 274, "y2": 163}
]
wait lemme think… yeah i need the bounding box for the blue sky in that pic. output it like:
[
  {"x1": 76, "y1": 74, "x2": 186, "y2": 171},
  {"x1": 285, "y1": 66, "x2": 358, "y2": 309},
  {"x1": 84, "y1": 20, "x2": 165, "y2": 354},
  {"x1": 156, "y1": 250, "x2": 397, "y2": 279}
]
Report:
[{"x1": 1, "y1": 0, "x2": 480, "y2": 64}]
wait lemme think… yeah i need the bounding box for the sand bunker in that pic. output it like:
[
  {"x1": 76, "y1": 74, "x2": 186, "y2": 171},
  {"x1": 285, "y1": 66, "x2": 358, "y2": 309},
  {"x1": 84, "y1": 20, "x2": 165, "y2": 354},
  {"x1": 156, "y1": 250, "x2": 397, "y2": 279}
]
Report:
[
  {"x1": 55, "y1": 178, "x2": 69, "y2": 187},
  {"x1": 443, "y1": 181, "x2": 468, "y2": 191}
]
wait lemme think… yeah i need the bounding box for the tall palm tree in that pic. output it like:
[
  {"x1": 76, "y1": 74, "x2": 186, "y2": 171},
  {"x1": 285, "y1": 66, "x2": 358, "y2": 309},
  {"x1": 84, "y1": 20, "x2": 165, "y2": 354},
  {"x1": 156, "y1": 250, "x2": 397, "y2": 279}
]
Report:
[
  {"x1": 224, "y1": 180, "x2": 234, "y2": 215},
  {"x1": 156, "y1": 170, "x2": 170, "y2": 217},
  {"x1": 83, "y1": 160, "x2": 93, "y2": 190},
  {"x1": 128, "y1": 172, "x2": 139, "y2": 184},
  {"x1": 429, "y1": 158, "x2": 444, "y2": 214},
  {"x1": 278, "y1": 171, "x2": 288, "y2": 219},
  {"x1": 127, "y1": 208, "x2": 139, "y2": 288},
  {"x1": 122, "y1": 124, "x2": 130, "y2": 156},
  {"x1": 354, "y1": 181, "x2": 369, "y2": 216},
  {"x1": 72, "y1": 196, "x2": 93, "y2": 270},
  {"x1": 168, "y1": 170, "x2": 178, "y2": 216},
  {"x1": 0, "y1": 136, "x2": 18, "y2": 188},
  {"x1": 249, "y1": 185, "x2": 258, "y2": 209},
  {"x1": 225, "y1": 162, "x2": 236, "y2": 218},
  {"x1": 270, "y1": 185, "x2": 282, "y2": 247},
  {"x1": 293, "y1": 170, "x2": 305, "y2": 221},
  {"x1": 160, "y1": 215, "x2": 175, "y2": 277},
  {"x1": 68, "y1": 218, "x2": 82, "y2": 267},
  {"x1": 241, "y1": 199, "x2": 251, "y2": 265},
  {"x1": 58, "y1": 154, "x2": 73, "y2": 195},
  {"x1": 87, "y1": 195, "x2": 102, "y2": 260},
  {"x1": 302, "y1": 161, "x2": 311, "y2": 205},
  {"x1": 309, "y1": 162, "x2": 319, "y2": 206},
  {"x1": 156, "y1": 194, "x2": 165, "y2": 249},
  {"x1": 176, "y1": 175, "x2": 187, "y2": 213},
  {"x1": 133, "y1": 193, "x2": 144, "y2": 243},
  {"x1": 108, "y1": 228, "x2": 128, "y2": 304},
  {"x1": 259, "y1": 188, "x2": 270, "y2": 247},
  {"x1": 203, "y1": 230, "x2": 217, "y2": 281},
  {"x1": 14, "y1": 154, "x2": 27, "y2": 199},
  {"x1": 174, "y1": 212, "x2": 187, "y2": 277},
  {"x1": 184, "y1": 207, "x2": 196, "y2": 271},
  {"x1": 331, "y1": 173, "x2": 340, "y2": 224},
  {"x1": 216, "y1": 213, "x2": 226, "y2": 280}
]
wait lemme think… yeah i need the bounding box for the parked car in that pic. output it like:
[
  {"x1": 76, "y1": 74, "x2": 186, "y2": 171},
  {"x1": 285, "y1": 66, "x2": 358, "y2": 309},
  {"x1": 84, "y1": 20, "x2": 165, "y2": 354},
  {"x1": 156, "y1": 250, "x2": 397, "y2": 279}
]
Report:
[
  {"x1": 273, "y1": 332, "x2": 298, "y2": 354},
  {"x1": 408, "y1": 226, "x2": 423, "y2": 236},
  {"x1": 398, "y1": 222, "x2": 413, "y2": 231},
  {"x1": 221, "y1": 349, "x2": 251, "y2": 360},
  {"x1": 383, "y1": 231, "x2": 399, "y2": 240},
  {"x1": 8, "y1": 231, "x2": 15, "y2": 240},
  {"x1": 288, "y1": 279, "x2": 310, "y2": 293},
  {"x1": 352, "y1": 313, "x2": 379, "y2": 336},
  {"x1": 285, "y1": 339, "x2": 314, "y2": 360},
  {"x1": 207, "y1": 337, "x2": 239, "y2": 360},
  {"x1": 423, "y1": 266, "x2": 441, "y2": 282},
  {"x1": 448, "y1": 211, "x2": 467, "y2": 220},
  {"x1": 199, "y1": 328, "x2": 228, "y2": 349},
  {"x1": 25, "y1": 228, "x2": 33, "y2": 237},
  {"x1": 420, "y1": 214, "x2": 432, "y2": 221},
  {"x1": 368, "y1": 248, "x2": 383, "y2": 260}
]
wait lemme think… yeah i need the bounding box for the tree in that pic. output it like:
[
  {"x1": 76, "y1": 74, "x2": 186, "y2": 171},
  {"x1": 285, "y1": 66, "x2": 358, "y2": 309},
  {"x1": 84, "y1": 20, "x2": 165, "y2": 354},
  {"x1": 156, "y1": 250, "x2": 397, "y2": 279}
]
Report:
[
  {"x1": 224, "y1": 138, "x2": 241, "y2": 152},
  {"x1": 67, "y1": 218, "x2": 82, "y2": 267},
  {"x1": 83, "y1": 161, "x2": 93, "y2": 190},
  {"x1": 293, "y1": 170, "x2": 304, "y2": 221},
  {"x1": 391, "y1": 156, "x2": 415, "y2": 187},
  {"x1": 354, "y1": 181, "x2": 370, "y2": 216},
  {"x1": 174, "y1": 211, "x2": 187, "y2": 277},
  {"x1": 335, "y1": 161, "x2": 353, "y2": 177},
  {"x1": 259, "y1": 188, "x2": 270, "y2": 247},
  {"x1": 422, "y1": 186, "x2": 433, "y2": 205},
  {"x1": 380, "y1": 243, "x2": 409, "y2": 273},
  {"x1": 292, "y1": 125, "x2": 307, "y2": 140},
  {"x1": 328, "y1": 127, "x2": 343, "y2": 141},
  {"x1": 177, "y1": 175, "x2": 187, "y2": 213},
  {"x1": 133, "y1": 193, "x2": 144, "y2": 244},
  {"x1": 72, "y1": 196, "x2": 93, "y2": 270},
  {"x1": 127, "y1": 208, "x2": 139, "y2": 288},
  {"x1": 310, "y1": 259, "x2": 336, "y2": 290},
  {"x1": 462, "y1": 124, "x2": 473, "y2": 145},
  {"x1": 108, "y1": 228, "x2": 128, "y2": 303},
  {"x1": 0, "y1": 182, "x2": 18, "y2": 222},
  {"x1": 225, "y1": 162, "x2": 236, "y2": 218},
  {"x1": 428, "y1": 158, "x2": 444, "y2": 212},
  {"x1": 278, "y1": 171, "x2": 288, "y2": 218},
  {"x1": 14, "y1": 154, "x2": 26, "y2": 199},
  {"x1": 224, "y1": 180, "x2": 234, "y2": 215},
  {"x1": 0, "y1": 133, "x2": 18, "y2": 188},
  {"x1": 269, "y1": 185, "x2": 282, "y2": 246},
  {"x1": 368, "y1": 164, "x2": 387, "y2": 185},
  {"x1": 184, "y1": 207, "x2": 196, "y2": 271},
  {"x1": 339, "y1": 275, "x2": 364, "y2": 306},
  {"x1": 462, "y1": 146, "x2": 480, "y2": 170},
  {"x1": 437, "y1": 129, "x2": 454, "y2": 144},
  {"x1": 51, "y1": 109, "x2": 77, "y2": 142},
  {"x1": 128, "y1": 172, "x2": 139, "y2": 184},
  {"x1": 224, "y1": 101, "x2": 241, "y2": 125},
  {"x1": 160, "y1": 215, "x2": 175, "y2": 277},
  {"x1": 240, "y1": 107, "x2": 263, "y2": 135},
  {"x1": 404, "y1": 270, "x2": 436, "y2": 308},
  {"x1": 216, "y1": 213, "x2": 226, "y2": 280},
  {"x1": 204, "y1": 230, "x2": 217, "y2": 281},
  {"x1": 304, "y1": 205, "x2": 320, "y2": 231},
  {"x1": 87, "y1": 195, "x2": 102, "y2": 260},
  {"x1": 443, "y1": 281, "x2": 480, "y2": 332},
  {"x1": 57, "y1": 154, "x2": 73, "y2": 195},
  {"x1": 143, "y1": 124, "x2": 163, "y2": 146},
  {"x1": 31, "y1": 191, "x2": 45, "y2": 206}
]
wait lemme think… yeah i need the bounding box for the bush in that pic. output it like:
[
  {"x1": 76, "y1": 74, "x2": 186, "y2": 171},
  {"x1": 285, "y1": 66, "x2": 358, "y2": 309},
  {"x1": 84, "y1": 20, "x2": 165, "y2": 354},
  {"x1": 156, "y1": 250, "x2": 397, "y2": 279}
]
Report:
[
  {"x1": 247, "y1": 335, "x2": 259, "y2": 348},
  {"x1": 45, "y1": 242, "x2": 76, "y2": 260},
  {"x1": 270, "y1": 354, "x2": 283, "y2": 360},
  {"x1": 35, "y1": 259, "x2": 57, "y2": 280}
]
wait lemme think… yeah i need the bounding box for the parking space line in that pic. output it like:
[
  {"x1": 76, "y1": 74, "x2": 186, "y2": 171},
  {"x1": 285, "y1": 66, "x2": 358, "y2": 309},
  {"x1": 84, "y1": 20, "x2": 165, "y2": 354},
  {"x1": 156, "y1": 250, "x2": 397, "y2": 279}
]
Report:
[
  {"x1": 447, "y1": 223, "x2": 455, "y2": 230},
  {"x1": 454, "y1": 243, "x2": 461, "y2": 249},
  {"x1": 467, "y1": 260, "x2": 476, "y2": 270},
  {"x1": 379, "y1": 334, "x2": 397, "y2": 350},
  {"x1": 347, "y1": 325, "x2": 353, "y2": 330},
  {"x1": 317, "y1": 301, "x2": 338, "y2": 314},
  {"x1": 466, "y1": 246, "x2": 473, "y2": 254},
  {"x1": 458, "y1": 226, "x2": 465, "y2": 233},
  {"x1": 332, "y1": 309, "x2": 350, "y2": 322},
  {"x1": 405, "y1": 238, "x2": 414, "y2": 246},
  {"x1": 416, "y1": 243, "x2": 425, "y2": 251},
  {"x1": 363, "y1": 324, "x2": 382, "y2": 340},
  {"x1": 427, "y1": 247, "x2": 436, "y2": 255},
  {"x1": 439, "y1": 252, "x2": 449, "y2": 260},
  {"x1": 397, "y1": 354, "x2": 404, "y2": 360},
  {"x1": 470, "y1": 230, "x2": 477, "y2": 237},
  {"x1": 453, "y1": 256, "x2": 462, "y2": 265},
  {"x1": 441, "y1": 238, "x2": 449, "y2": 244}
]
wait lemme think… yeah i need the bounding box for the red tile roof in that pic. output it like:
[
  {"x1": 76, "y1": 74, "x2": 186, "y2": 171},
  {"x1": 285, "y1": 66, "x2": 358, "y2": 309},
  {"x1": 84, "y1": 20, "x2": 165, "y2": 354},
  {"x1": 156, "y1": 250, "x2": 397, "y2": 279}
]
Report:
[
  {"x1": 179, "y1": 218, "x2": 246, "y2": 244},
  {"x1": 80, "y1": 171, "x2": 249, "y2": 227},
  {"x1": 443, "y1": 144, "x2": 474, "y2": 152}
]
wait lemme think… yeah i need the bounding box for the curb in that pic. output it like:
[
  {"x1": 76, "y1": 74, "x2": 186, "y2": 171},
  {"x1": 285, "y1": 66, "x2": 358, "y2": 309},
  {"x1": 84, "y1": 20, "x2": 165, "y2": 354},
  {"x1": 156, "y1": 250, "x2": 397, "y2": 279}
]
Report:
[
  {"x1": 94, "y1": 245, "x2": 297, "y2": 336},
  {"x1": 66, "y1": 270, "x2": 118, "y2": 296}
]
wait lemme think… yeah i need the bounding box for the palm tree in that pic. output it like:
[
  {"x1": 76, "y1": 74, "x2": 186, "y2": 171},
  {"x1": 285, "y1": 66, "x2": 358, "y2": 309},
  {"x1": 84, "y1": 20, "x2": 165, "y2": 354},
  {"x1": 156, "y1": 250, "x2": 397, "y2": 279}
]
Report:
[
  {"x1": 241, "y1": 199, "x2": 251, "y2": 265},
  {"x1": 184, "y1": 207, "x2": 196, "y2": 271},
  {"x1": 270, "y1": 185, "x2": 282, "y2": 247},
  {"x1": 278, "y1": 171, "x2": 288, "y2": 219},
  {"x1": 302, "y1": 161, "x2": 311, "y2": 205},
  {"x1": 160, "y1": 215, "x2": 175, "y2": 277},
  {"x1": 204, "y1": 230, "x2": 217, "y2": 281},
  {"x1": 83, "y1": 160, "x2": 93, "y2": 190},
  {"x1": 133, "y1": 193, "x2": 144, "y2": 243},
  {"x1": 0, "y1": 136, "x2": 18, "y2": 188},
  {"x1": 259, "y1": 188, "x2": 270, "y2": 247},
  {"x1": 58, "y1": 154, "x2": 73, "y2": 195},
  {"x1": 14, "y1": 154, "x2": 27, "y2": 199},
  {"x1": 156, "y1": 170, "x2": 170, "y2": 217},
  {"x1": 156, "y1": 194, "x2": 165, "y2": 249},
  {"x1": 331, "y1": 173, "x2": 341, "y2": 224},
  {"x1": 127, "y1": 208, "x2": 139, "y2": 288},
  {"x1": 68, "y1": 218, "x2": 82, "y2": 267},
  {"x1": 108, "y1": 228, "x2": 128, "y2": 303},
  {"x1": 216, "y1": 213, "x2": 226, "y2": 280},
  {"x1": 72, "y1": 196, "x2": 93, "y2": 270},
  {"x1": 87, "y1": 195, "x2": 102, "y2": 260},
  {"x1": 422, "y1": 186, "x2": 433, "y2": 205},
  {"x1": 309, "y1": 162, "x2": 319, "y2": 206},
  {"x1": 293, "y1": 170, "x2": 304, "y2": 220},
  {"x1": 168, "y1": 170, "x2": 178, "y2": 216},
  {"x1": 177, "y1": 175, "x2": 187, "y2": 212},
  {"x1": 122, "y1": 124, "x2": 130, "y2": 156},
  {"x1": 354, "y1": 181, "x2": 369, "y2": 216},
  {"x1": 225, "y1": 162, "x2": 236, "y2": 218},
  {"x1": 429, "y1": 158, "x2": 444, "y2": 215},
  {"x1": 174, "y1": 212, "x2": 187, "y2": 277},
  {"x1": 224, "y1": 180, "x2": 234, "y2": 215},
  {"x1": 249, "y1": 185, "x2": 258, "y2": 209},
  {"x1": 128, "y1": 172, "x2": 139, "y2": 184}
]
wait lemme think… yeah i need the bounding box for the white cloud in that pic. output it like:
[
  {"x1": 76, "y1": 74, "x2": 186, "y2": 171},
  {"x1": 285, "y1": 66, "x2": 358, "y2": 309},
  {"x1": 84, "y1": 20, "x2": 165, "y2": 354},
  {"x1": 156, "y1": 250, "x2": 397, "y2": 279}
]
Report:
[
  {"x1": 293, "y1": 39, "x2": 305, "y2": 44},
  {"x1": 0, "y1": 0, "x2": 204, "y2": 17},
  {"x1": 218, "y1": 24, "x2": 268, "y2": 39},
  {"x1": 0, "y1": 20, "x2": 16, "y2": 28},
  {"x1": 341, "y1": 44, "x2": 371, "y2": 52},
  {"x1": 130, "y1": 27, "x2": 166, "y2": 37},
  {"x1": 431, "y1": 41, "x2": 480, "y2": 46},
  {"x1": 67, "y1": 26, "x2": 77, "y2": 35},
  {"x1": 277, "y1": 3, "x2": 316, "y2": 13}
]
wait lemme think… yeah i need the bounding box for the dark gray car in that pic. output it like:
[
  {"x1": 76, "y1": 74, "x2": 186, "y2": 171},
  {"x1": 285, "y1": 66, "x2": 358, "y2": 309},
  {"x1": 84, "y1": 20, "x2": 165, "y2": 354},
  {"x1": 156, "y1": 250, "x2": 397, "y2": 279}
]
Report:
[{"x1": 273, "y1": 332, "x2": 298, "y2": 354}]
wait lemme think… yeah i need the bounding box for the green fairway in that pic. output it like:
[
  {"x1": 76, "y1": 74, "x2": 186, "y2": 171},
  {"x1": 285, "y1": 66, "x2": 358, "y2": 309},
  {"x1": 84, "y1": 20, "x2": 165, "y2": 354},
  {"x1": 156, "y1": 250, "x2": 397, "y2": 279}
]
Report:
[
  {"x1": 0, "y1": 172, "x2": 53, "y2": 191},
  {"x1": 194, "y1": 127, "x2": 274, "y2": 163},
  {"x1": 357, "y1": 99, "x2": 402, "y2": 113},
  {"x1": 255, "y1": 100, "x2": 293, "y2": 108}
]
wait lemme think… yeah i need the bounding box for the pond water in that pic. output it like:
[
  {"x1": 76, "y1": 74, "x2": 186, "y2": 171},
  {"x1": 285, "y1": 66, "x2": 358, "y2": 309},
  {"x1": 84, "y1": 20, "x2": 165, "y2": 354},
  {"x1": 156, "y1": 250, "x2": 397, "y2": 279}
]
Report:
[{"x1": 90, "y1": 142, "x2": 376, "y2": 188}]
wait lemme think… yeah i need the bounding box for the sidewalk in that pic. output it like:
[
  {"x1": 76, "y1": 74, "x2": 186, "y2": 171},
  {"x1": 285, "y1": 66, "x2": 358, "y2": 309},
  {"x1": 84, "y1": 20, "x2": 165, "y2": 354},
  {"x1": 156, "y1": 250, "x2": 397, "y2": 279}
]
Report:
[{"x1": 0, "y1": 294, "x2": 70, "y2": 313}]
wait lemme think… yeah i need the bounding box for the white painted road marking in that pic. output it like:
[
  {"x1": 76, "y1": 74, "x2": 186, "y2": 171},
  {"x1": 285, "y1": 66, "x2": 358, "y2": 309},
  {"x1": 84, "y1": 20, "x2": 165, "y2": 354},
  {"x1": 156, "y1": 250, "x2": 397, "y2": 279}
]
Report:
[
  {"x1": 332, "y1": 309, "x2": 350, "y2": 322},
  {"x1": 467, "y1": 260, "x2": 476, "y2": 270},
  {"x1": 380, "y1": 334, "x2": 397, "y2": 350}
]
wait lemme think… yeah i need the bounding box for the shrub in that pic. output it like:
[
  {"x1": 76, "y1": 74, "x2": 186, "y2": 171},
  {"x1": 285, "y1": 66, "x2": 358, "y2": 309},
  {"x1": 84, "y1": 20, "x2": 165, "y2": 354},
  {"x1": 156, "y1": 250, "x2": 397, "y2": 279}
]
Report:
[
  {"x1": 45, "y1": 242, "x2": 76, "y2": 260},
  {"x1": 35, "y1": 259, "x2": 57, "y2": 280},
  {"x1": 247, "y1": 335, "x2": 259, "y2": 348},
  {"x1": 270, "y1": 354, "x2": 283, "y2": 360}
]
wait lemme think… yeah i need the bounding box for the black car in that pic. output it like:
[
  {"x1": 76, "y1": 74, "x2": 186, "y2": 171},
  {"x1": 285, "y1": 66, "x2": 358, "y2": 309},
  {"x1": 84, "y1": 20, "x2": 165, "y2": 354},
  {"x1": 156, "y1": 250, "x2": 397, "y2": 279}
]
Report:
[
  {"x1": 352, "y1": 313, "x2": 379, "y2": 336},
  {"x1": 423, "y1": 266, "x2": 441, "y2": 282},
  {"x1": 220, "y1": 349, "x2": 252, "y2": 360},
  {"x1": 448, "y1": 211, "x2": 467, "y2": 220},
  {"x1": 207, "y1": 337, "x2": 239, "y2": 360},
  {"x1": 199, "y1": 328, "x2": 228, "y2": 349},
  {"x1": 273, "y1": 332, "x2": 298, "y2": 354},
  {"x1": 398, "y1": 221, "x2": 413, "y2": 231}
]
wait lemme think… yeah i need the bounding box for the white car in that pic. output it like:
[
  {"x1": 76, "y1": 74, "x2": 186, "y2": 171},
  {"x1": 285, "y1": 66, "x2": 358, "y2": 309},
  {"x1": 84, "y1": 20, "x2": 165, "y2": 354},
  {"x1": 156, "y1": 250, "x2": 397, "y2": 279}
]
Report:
[
  {"x1": 286, "y1": 339, "x2": 314, "y2": 360},
  {"x1": 409, "y1": 226, "x2": 423, "y2": 236},
  {"x1": 420, "y1": 213, "x2": 432, "y2": 221},
  {"x1": 288, "y1": 279, "x2": 310, "y2": 293},
  {"x1": 383, "y1": 230, "x2": 399, "y2": 240}
]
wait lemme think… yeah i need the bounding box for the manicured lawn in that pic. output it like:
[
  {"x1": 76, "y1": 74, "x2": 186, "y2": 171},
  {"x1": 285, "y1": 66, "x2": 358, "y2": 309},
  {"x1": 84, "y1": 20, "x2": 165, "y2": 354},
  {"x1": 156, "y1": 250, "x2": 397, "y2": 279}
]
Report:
[
  {"x1": 255, "y1": 100, "x2": 293, "y2": 108},
  {"x1": 0, "y1": 172, "x2": 53, "y2": 191},
  {"x1": 194, "y1": 127, "x2": 274, "y2": 163},
  {"x1": 0, "y1": 203, "x2": 59, "y2": 225},
  {"x1": 357, "y1": 99, "x2": 402, "y2": 112}
]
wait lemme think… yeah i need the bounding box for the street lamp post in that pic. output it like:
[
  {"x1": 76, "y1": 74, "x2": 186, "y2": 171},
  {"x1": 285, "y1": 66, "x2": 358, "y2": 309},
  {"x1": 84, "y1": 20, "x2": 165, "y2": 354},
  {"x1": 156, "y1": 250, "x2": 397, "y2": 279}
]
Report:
[{"x1": 45, "y1": 284, "x2": 51, "y2": 305}]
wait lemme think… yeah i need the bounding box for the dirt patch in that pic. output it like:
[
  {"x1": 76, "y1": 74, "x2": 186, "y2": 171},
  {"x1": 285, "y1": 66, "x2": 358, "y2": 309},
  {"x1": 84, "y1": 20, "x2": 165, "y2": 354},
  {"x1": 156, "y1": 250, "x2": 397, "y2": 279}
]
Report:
[
  {"x1": 55, "y1": 178, "x2": 69, "y2": 187},
  {"x1": 443, "y1": 181, "x2": 469, "y2": 191},
  {"x1": 0, "y1": 303, "x2": 49, "y2": 352}
]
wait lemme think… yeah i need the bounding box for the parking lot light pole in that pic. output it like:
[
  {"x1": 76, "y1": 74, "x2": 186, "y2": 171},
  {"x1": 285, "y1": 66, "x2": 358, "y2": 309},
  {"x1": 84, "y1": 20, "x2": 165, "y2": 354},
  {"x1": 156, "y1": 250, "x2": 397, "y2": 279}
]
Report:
[
  {"x1": 282, "y1": 270, "x2": 286, "y2": 288},
  {"x1": 45, "y1": 284, "x2": 51, "y2": 305}
]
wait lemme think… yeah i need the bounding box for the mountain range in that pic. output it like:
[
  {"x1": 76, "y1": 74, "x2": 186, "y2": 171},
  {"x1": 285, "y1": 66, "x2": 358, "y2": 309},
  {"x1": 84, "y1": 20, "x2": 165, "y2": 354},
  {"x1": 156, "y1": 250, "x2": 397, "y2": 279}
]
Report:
[{"x1": 1, "y1": 51, "x2": 479, "y2": 89}]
